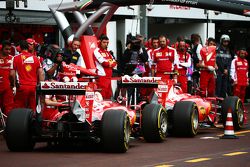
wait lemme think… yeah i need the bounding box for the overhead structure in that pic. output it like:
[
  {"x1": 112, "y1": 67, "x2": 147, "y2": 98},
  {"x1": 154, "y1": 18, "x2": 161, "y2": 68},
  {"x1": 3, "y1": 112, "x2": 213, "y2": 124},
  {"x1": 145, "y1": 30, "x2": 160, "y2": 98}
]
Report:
[
  {"x1": 88, "y1": 0, "x2": 250, "y2": 16},
  {"x1": 49, "y1": 0, "x2": 250, "y2": 43},
  {"x1": 48, "y1": 0, "x2": 250, "y2": 70}
]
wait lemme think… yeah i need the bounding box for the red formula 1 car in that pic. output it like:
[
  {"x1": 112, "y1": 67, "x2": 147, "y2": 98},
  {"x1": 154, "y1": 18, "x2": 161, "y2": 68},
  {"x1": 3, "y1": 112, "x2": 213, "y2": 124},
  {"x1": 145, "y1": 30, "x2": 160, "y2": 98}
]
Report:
[
  {"x1": 151, "y1": 72, "x2": 246, "y2": 137},
  {"x1": 5, "y1": 67, "x2": 167, "y2": 153}
]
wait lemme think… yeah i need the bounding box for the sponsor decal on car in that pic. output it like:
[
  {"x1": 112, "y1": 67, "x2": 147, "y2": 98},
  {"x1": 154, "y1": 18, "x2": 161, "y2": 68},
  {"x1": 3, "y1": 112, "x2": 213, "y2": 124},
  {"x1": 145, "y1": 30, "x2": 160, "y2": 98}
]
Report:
[
  {"x1": 158, "y1": 84, "x2": 168, "y2": 92},
  {"x1": 86, "y1": 92, "x2": 94, "y2": 100},
  {"x1": 122, "y1": 75, "x2": 161, "y2": 84},
  {"x1": 40, "y1": 82, "x2": 88, "y2": 90}
]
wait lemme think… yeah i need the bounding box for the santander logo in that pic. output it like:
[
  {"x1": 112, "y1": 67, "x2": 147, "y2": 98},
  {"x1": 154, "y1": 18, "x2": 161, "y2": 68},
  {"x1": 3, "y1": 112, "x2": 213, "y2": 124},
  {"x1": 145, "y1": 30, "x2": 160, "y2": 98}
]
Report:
[
  {"x1": 122, "y1": 75, "x2": 161, "y2": 84},
  {"x1": 41, "y1": 82, "x2": 88, "y2": 90}
]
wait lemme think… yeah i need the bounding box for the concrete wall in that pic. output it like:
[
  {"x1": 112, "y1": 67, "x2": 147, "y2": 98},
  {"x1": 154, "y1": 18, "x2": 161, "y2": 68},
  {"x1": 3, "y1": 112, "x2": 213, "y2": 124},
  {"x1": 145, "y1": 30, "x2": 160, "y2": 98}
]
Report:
[
  {"x1": 107, "y1": 21, "x2": 117, "y2": 58},
  {"x1": 148, "y1": 22, "x2": 215, "y2": 45}
]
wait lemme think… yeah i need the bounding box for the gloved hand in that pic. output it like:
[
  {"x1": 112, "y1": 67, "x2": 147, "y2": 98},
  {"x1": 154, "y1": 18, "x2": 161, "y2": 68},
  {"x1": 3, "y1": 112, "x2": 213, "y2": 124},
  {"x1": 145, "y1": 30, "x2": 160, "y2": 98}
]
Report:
[
  {"x1": 207, "y1": 66, "x2": 215, "y2": 72},
  {"x1": 13, "y1": 87, "x2": 16, "y2": 95},
  {"x1": 139, "y1": 48, "x2": 143, "y2": 54},
  {"x1": 179, "y1": 63, "x2": 185, "y2": 67}
]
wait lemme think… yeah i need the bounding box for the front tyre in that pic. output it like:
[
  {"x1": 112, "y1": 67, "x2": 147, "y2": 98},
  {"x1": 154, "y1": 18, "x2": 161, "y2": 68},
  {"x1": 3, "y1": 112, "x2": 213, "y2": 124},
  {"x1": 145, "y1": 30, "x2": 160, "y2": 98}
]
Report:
[
  {"x1": 142, "y1": 104, "x2": 168, "y2": 142},
  {"x1": 101, "y1": 110, "x2": 130, "y2": 153},
  {"x1": 222, "y1": 96, "x2": 244, "y2": 130},
  {"x1": 5, "y1": 108, "x2": 35, "y2": 151},
  {"x1": 172, "y1": 101, "x2": 199, "y2": 137}
]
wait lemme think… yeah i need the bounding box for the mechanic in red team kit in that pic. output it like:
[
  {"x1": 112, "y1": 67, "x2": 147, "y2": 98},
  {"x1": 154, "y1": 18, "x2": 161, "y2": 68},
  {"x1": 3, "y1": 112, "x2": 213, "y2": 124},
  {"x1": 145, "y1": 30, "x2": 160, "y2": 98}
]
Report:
[
  {"x1": 147, "y1": 36, "x2": 159, "y2": 76},
  {"x1": 9, "y1": 40, "x2": 44, "y2": 112},
  {"x1": 197, "y1": 37, "x2": 217, "y2": 97},
  {"x1": 26, "y1": 38, "x2": 37, "y2": 56},
  {"x1": 0, "y1": 40, "x2": 14, "y2": 115},
  {"x1": 153, "y1": 35, "x2": 179, "y2": 81},
  {"x1": 94, "y1": 35, "x2": 117, "y2": 99},
  {"x1": 230, "y1": 48, "x2": 249, "y2": 103},
  {"x1": 176, "y1": 40, "x2": 191, "y2": 93}
]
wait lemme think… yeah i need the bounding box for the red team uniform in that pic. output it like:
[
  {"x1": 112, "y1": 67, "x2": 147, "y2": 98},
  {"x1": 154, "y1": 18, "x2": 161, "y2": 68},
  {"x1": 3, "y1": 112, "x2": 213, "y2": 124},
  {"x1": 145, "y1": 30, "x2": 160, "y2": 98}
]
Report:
[
  {"x1": 177, "y1": 51, "x2": 191, "y2": 93},
  {"x1": 153, "y1": 46, "x2": 178, "y2": 81},
  {"x1": 231, "y1": 55, "x2": 249, "y2": 102},
  {"x1": 199, "y1": 46, "x2": 217, "y2": 97},
  {"x1": 94, "y1": 47, "x2": 117, "y2": 99},
  {"x1": 0, "y1": 55, "x2": 14, "y2": 115},
  {"x1": 11, "y1": 50, "x2": 42, "y2": 112}
]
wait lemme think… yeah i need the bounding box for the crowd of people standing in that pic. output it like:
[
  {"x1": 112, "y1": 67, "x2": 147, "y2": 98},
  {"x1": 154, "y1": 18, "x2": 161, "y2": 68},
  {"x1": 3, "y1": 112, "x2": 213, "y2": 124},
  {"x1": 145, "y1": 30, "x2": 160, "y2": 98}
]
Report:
[
  {"x1": 118, "y1": 33, "x2": 249, "y2": 103},
  {"x1": 0, "y1": 33, "x2": 249, "y2": 116}
]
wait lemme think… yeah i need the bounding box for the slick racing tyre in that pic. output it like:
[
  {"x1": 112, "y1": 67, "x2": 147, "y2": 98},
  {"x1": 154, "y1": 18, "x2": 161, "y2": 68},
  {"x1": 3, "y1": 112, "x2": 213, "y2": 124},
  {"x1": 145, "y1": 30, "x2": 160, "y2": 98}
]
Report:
[
  {"x1": 172, "y1": 101, "x2": 199, "y2": 137},
  {"x1": 101, "y1": 110, "x2": 130, "y2": 153},
  {"x1": 142, "y1": 104, "x2": 168, "y2": 142},
  {"x1": 5, "y1": 108, "x2": 35, "y2": 151},
  {"x1": 221, "y1": 96, "x2": 244, "y2": 130}
]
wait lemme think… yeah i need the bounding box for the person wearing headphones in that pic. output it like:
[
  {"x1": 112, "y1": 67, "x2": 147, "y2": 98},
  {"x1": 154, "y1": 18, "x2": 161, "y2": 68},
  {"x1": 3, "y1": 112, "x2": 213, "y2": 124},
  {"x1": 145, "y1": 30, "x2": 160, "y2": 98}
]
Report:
[
  {"x1": 197, "y1": 37, "x2": 217, "y2": 97},
  {"x1": 230, "y1": 48, "x2": 249, "y2": 102},
  {"x1": 216, "y1": 34, "x2": 234, "y2": 98},
  {"x1": 0, "y1": 40, "x2": 14, "y2": 115},
  {"x1": 93, "y1": 35, "x2": 117, "y2": 99},
  {"x1": 42, "y1": 44, "x2": 63, "y2": 80},
  {"x1": 176, "y1": 40, "x2": 191, "y2": 93}
]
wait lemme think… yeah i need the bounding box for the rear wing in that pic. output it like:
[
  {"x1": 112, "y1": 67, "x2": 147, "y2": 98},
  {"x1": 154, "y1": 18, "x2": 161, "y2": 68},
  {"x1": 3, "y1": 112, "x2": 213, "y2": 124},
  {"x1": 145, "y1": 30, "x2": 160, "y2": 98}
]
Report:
[
  {"x1": 37, "y1": 82, "x2": 88, "y2": 95},
  {"x1": 119, "y1": 76, "x2": 161, "y2": 88}
]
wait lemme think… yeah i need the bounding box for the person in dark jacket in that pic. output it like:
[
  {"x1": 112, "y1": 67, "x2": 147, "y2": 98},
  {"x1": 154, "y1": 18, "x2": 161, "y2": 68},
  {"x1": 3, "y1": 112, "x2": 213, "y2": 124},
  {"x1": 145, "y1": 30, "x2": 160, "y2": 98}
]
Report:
[
  {"x1": 121, "y1": 36, "x2": 148, "y2": 76},
  {"x1": 216, "y1": 34, "x2": 234, "y2": 98},
  {"x1": 63, "y1": 38, "x2": 81, "y2": 65}
]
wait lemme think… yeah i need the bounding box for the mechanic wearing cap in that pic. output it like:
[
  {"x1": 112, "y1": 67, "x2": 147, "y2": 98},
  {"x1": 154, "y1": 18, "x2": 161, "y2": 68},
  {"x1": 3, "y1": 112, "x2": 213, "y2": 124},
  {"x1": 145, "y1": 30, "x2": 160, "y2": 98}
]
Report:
[
  {"x1": 153, "y1": 35, "x2": 179, "y2": 81},
  {"x1": 9, "y1": 40, "x2": 44, "y2": 112},
  {"x1": 26, "y1": 38, "x2": 37, "y2": 55},
  {"x1": 176, "y1": 40, "x2": 191, "y2": 93},
  {"x1": 94, "y1": 35, "x2": 117, "y2": 99},
  {"x1": 63, "y1": 38, "x2": 82, "y2": 65},
  {"x1": 216, "y1": 34, "x2": 234, "y2": 98},
  {"x1": 197, "y1": 38, "x2": 217, "y2": 97},
  {"x1": 0, "y1": 40, "x2": 14, "y2": 115},
  {"x1": 42, "y1": 44, "x2": 63, "y2": 80},
  {"x1": 26, "y1": 38, "x2": 44, "y2": 64},
  {"x1": 230, "y1": 48, "x2": 249, "y2": 102}
]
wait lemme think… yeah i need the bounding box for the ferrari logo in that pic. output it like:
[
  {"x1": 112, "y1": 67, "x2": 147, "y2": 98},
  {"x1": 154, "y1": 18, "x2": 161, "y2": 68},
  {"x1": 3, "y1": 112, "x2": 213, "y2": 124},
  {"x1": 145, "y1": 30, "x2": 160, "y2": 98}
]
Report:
[
  {"x1": 156, "y1": 52, "x2": 162, "y2": 57},
  {"x1": 101, "y1": 53, "x2": 107, "y2": 57},
  {"x1": 199, "y1": 107, "x2": 206, "y2": 116},
  {"x1": 237, "y1": 62, "x2": 242, "y2": 66},
  {"x1": 22, "y1": 55, "x2": 26, "y2": 60},
  {"x1": 25, "y1": 64, "x2": 32, "y2": 72}
]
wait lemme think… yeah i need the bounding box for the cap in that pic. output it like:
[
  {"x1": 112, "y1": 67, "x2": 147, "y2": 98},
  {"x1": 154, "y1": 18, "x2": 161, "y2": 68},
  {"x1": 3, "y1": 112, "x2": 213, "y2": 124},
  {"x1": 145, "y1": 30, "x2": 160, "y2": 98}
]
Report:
[
  {"x1": 26, "y1": 38, "x2": 35, "y2": 45},
  {"x1": 238, "y1": 47, "x2": 246, "y2": 51},
  {"x1": 220, "y1": 34, "x2": 230, "y2": 42}
]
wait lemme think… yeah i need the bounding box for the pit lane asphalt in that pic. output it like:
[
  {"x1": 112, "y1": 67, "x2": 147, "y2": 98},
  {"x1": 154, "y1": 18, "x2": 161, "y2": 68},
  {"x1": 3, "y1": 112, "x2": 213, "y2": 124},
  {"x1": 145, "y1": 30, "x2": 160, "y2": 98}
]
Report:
[{"x1": 0, "y1": 104, "x2": 250, "y2": 167}]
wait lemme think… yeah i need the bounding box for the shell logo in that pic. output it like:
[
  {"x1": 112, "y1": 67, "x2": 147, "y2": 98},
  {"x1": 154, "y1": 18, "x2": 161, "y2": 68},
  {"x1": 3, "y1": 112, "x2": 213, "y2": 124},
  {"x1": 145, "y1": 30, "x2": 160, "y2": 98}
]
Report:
[{"x1": 25, "y1": 65, "x2": 32, "y2": 72}]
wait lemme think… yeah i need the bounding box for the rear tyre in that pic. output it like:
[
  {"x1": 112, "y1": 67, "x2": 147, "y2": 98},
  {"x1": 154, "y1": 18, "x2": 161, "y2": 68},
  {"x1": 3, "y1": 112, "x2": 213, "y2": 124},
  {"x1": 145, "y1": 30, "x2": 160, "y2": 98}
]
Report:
[
  {"x1": 142, "y1": 104, "x2": 168, "y2": 142},
  {"x1": 221, "y1": 96, "x2": 244, "y2": 130},
  {"x1": 5, "y1": 108, "x2": 35, "y2": 151},
  {"x1": 101, "y1": 110, "x2": 130, "y2": 153},
  {"x1": 172, "y1": 101, "x2": 199, "y2": 137}
]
